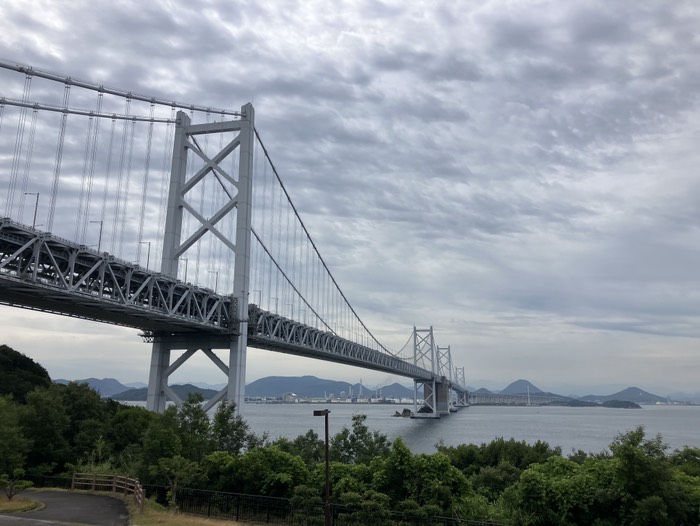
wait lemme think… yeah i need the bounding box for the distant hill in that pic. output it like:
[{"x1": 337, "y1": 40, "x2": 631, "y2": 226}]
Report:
[
  {"x1": 111, "y1": 383, "x2": 218, "y2": 401},
  {"x1": 124, "y1": 381, "x2": 147, "y2": 389},
  {"x1": 0, "y1": 344, "x2": 51, "y2": 403},
  {"x1": 55, "y1": 377, "x2": 130, "y2": 397},
  {"x1": 245, "y1": 375, "x2": 413, "y2": 399},
  {"x1": 500, "y1": 379, "x2": 544, "y2": 395},
  {"x1": 580, "y1": 386, "x2": 667, "y2": 405}
]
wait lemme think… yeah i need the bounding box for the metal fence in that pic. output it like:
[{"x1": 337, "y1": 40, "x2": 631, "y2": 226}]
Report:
[
  {"x1": 26, "y1": 477, "x2": 506, "y2": 526},
  {"x1": 147, "y1": 486, "x2": 507, "y2": 526}
]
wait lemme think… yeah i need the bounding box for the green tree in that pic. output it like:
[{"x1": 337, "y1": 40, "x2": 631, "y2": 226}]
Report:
[
  {"x1": 175, "y1": 393, "x2": 211, "y2": 461},
  {"x1": 61, "y1": 382, "x2": 109, "y2": 461},
  {"x1": 330, "y1": 414, "x2": 390, "y2": 464},
  {"x1": 210, "y1": 400, "x2": 266, "y2": 455},
  {"x1": 502, "y1": 428, "x2": 699, "y2": 526},
  {"x1": 337, "y1": 490, "x2": 392, "y2": 526},
  {"x1": 105, "y1": 405, "x2": 154, "y2": 455},
  {"x1": 0, "y1": 345, "x2": 51, "y2": 404},
  {"x1": 152, "y1": 455, "x2": 201, "y2": 509},
  {"x1": 274, "y1": 429, "x2": 324, "y2": 466},
  {"x1": 0, "y1": 468, "x2": 33, "y2": 501},
  {"x1": 610, "y1": 426, "x2": 695, "y2": 525},
  {"x1": 670, "y1": 446, "x2": 700, "y2": 477},
  {"x1": 0, "y1": 396, "x2": 30, "y2": 476},
  {"x1": 20, "y1": 384, "x2": 69, "y2": 474},
  {"x1": 233, "y1": 446, "x2": 310, "y2": 498},
  {"x1": 471, "y1": 461, "x2": 520, "y2": 500},
  {"x1": 141, "y1": 406, "x2": 182, "y2": 481}
]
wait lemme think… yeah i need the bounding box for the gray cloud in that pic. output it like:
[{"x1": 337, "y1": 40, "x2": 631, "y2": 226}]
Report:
[{"x1": 1, "y1": 0, "x2": 699, "y2": 394}]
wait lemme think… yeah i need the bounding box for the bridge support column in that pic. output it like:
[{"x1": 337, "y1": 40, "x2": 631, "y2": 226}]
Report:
[
  {"x1": 228, "y1": 333, "x2": 247, "y2": 412},
  {"x1": 146, "y1": 342, "x2": 170, "y2": 413},
  {"x1": 435, "y1": 381, "x2": 450, "y2": 415},
  {"x1": 413, "y1": 379, "x2": 439, "y2": 418}
]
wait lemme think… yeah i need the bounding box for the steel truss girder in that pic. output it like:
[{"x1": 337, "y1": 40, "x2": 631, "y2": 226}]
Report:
[
  {"x1": 248, "y1": 307, "x2": 433, "y2": 380},
  {"x1": 0, "y1": 218, "x2": 236, "y2": 332}
]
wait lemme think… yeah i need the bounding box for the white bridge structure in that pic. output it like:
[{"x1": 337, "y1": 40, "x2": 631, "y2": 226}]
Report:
[{"x1": 0, "y1": 60, "x2": 468, "y2": 417}]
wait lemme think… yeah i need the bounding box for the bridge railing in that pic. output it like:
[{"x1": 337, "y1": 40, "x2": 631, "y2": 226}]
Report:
[{"x1": 71, "y1": 472, "x2": 144, "y2": 512}]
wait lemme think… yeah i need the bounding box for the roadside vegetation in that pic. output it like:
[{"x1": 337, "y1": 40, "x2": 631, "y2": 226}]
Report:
[{"x1": 2, "y1": 343, "x2": 700, "y2": 525}]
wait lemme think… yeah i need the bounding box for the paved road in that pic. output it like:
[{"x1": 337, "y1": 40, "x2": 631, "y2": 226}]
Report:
[{"x1": 0, "y1": 490, "x2": 129, "y2": 526}]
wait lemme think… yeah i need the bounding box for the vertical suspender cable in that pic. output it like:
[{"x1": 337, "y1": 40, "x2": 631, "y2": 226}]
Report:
[
  {"x1": 136, "y1": 102, "x2": 155, "y2": 262},
  {"x1": 110, "y1": 97, "x2": 131, "y2": 253},
  {"x1": 117, "y1": 118, "x2": 136, "y2": 256},
  {"x1": 75, "y1": 109, "x2": 95, "y2": 240},
  {"x1": 75, "y1": 91, "x2": 103, "y2": 242},
  {"x1": 17, "y1": 107, "x2": 38, "y2": 221},
  {"x1": 47, "y1": 83, "x2": 71, "y2": 231},
  {"x1": 99, "y1": 117, "x2": 117, "y2": 248},
  {"x1": 80, "y1": 91, "x2": 104, "y2": 243},
  {"x1": 5, "y1": 73, "x2": 32, "y2": 217}
]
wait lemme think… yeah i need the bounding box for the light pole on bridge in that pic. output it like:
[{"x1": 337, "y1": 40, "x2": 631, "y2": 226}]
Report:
[
  {"x1": 23, "y1": 192, "x2": 39, "y2": 229},
  {"x1": 90, "y1": 220, "x2": 103, "y2": 252}
]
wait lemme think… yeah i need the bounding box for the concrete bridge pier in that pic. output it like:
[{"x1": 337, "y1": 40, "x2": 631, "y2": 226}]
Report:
[
  {"x1": 412, "y1": 379, "x2": 450, "y2": 417},
  {"x1": 435, "y1": 380, "x2": 451, "y2": 415}
]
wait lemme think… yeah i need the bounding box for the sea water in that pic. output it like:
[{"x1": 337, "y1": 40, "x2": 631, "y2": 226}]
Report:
[{"x1": 241, "y1": 403, "x2": 700, "y2": 455}]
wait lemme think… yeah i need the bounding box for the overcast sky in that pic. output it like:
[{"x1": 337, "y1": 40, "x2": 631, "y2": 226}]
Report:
[{"x1": 1, "y1": 0, "x2": 699, "y2": 397}]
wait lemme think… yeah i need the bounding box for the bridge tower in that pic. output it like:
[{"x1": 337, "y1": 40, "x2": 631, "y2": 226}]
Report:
[
  {"x1": 147, "y1": 103, "x2": 255, "y2": 413},
  {"x1": 412, "y1": 326, "x2": 439, "y2": 418},
  {"x1": 454, "y1": 366, "x2": 469, "y2": 406}
]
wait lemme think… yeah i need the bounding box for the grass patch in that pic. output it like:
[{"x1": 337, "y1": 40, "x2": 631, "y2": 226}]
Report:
[
  {"x1": 0, "y1": 496, "x2": 42, "y2": 513},
  {"x1": 127, "y1": 497, "x2": 249, "y2": 526}
]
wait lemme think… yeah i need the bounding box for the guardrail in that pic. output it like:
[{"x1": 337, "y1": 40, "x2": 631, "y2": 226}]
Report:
[{"x1": 71, "y1": 472, "x2": 144, "y2": 512}]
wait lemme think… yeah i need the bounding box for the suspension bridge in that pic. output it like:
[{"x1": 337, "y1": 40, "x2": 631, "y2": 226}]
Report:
[{"x1": 0, "y1": 59, "x2": 468, "y2": 417}]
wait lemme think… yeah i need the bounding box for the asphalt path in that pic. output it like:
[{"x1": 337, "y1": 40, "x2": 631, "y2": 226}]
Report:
[{"x1": 0, "y1": 490, "x2": 129, "y2": 526}]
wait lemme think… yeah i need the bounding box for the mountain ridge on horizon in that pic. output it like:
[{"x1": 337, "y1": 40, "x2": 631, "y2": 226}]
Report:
[{"x1": 53, "y1": 375, "x2": 699, "y2": 402}]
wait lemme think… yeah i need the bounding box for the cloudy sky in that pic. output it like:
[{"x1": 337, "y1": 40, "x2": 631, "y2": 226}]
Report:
[{"x1": 1, "y1": 0, "x2": 699, "y2": 396}]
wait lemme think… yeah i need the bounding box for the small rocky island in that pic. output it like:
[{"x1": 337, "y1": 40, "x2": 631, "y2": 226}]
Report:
[{"x1": 547, "y1": 399, "x2": 642, "y2": 409}]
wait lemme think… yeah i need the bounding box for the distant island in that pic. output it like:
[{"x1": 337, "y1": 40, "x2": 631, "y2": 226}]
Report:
[{"x1": 548, "y1": 399, "x2": 642, "y2": 409}]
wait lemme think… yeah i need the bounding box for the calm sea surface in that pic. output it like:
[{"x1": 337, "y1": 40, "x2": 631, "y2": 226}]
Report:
[{"x1": 241, "y1": 403, "x2": 700, "y2": 455}]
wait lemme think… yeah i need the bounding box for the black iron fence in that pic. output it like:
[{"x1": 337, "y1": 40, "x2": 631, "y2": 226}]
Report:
[
  {"x1": 26, "y1": 477, "x2": 506, "y2": 526},
  {"x1": 142, "y1": 485, "x2": 507, "y2": 526}
]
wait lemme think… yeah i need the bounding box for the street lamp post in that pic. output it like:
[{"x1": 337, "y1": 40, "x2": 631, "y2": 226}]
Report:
[
  {"x1": 90, "y1": 220, "x2": 103, "y2": 252},
  {"x1": 23, "y1": 192, "x2": 39, "y2": 228},
  {"x1": 313, "y1": 409, "x2": 331, "y2": 526},
  {"x1": 139, "y1": 241, "x2": 151, "y2": 269}
]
